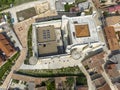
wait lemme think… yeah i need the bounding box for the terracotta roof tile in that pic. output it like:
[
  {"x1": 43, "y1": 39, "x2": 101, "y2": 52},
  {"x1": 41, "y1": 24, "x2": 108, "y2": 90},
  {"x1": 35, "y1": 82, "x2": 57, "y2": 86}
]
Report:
[
  {"x1": 104, "y1": 26, "x2": 120, "y2": 51},
  {"x1": 97, "y1": 83, "x2": 111, "y2": 90},
  {"x1": 107, "y1": 64, "x2": 120, "y2": 78},
  {"x1": 106, "y1": 16, "x2": 120, "y2": 26},
  {"x1": 77, "y1": 86, "x2": 88, "y2": 90},
  {"x1": 0, "y1": 34, "x2": 15, "y2": 57},
  {"x1": 115, "y1": 83, "x2": 120, "y2": 90}
]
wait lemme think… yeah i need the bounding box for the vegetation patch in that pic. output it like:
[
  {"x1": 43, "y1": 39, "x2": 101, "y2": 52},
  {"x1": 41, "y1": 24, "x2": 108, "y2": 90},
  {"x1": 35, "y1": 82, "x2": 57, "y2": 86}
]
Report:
[
  {"x1": 0, "y1": 0, "x2": 13, "y2": 11},
  {"x1": 17, "y1": 66, "x2": 87, "y2": 88},
  {"x1": 0, "y1": 51, "x2": 20, "y2": 85},
  {"x1": 12, "y1": 79, "x2": 19, "y2": 84},
  {"x1": 24, "y1": 25, "x2": 33, "y2": 64},
  {"x1": 103, "y1": 11, "x2": 109, "y2": 17},
  {"x1": 0, "y1": 0, "x2": 37, "y2": 11},
  {"x1": 45, "y1": 79, "x2": 55, "y2": 90},
  {"x1": 64, "y1": 3, "x2": 74, "y2": 12},
  {"x1": 76, "y1": 76, "x2": 87, "y2": 85},
  {"x1": 14, "y1": 0, "x2": 37, "y2": 6},
  {"x1": 75, "y1": 0, "x2": 87, "y2": 5},
  {"x1": 17, "y1": 66, "x2": 86, "y2": 77}
]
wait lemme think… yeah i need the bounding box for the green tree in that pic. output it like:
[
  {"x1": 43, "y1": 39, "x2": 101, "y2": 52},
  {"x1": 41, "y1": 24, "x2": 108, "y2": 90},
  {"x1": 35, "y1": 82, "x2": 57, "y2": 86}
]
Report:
[
  {"x1": 65, "y1": 77, "x2": 74, "y2": 89},
  {"x1": 76, "y1": 76, "x2": 87, "y2": 85},
  {"x1": 45, "y1": 79, "x2": 55, "y2": 90}
]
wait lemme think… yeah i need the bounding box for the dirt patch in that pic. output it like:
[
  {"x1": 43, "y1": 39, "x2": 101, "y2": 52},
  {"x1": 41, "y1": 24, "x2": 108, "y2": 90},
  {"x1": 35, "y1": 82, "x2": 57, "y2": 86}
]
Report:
[{"x1": 16, "y1": 7, "x2": 37, "y2": 22}]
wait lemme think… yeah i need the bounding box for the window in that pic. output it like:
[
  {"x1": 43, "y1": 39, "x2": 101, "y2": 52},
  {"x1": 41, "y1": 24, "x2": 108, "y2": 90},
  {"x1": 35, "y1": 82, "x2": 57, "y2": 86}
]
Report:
[
  {"x1": 43, "y1": 44, "x2": 46, "y2": 47},
  {"x1": 43, "y1": 30, "x2": 50, "y2": 39}
]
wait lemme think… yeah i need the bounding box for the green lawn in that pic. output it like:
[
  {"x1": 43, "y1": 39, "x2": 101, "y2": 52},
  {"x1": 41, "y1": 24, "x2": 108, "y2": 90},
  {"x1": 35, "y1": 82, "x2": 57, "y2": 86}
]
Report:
[{"x1": 0, "y1": 52, "x2": 20, "y2": 85}]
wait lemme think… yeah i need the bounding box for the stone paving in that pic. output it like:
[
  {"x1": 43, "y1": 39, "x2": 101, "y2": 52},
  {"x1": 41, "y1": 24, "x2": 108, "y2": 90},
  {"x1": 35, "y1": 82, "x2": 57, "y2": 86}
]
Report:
[{"x1": 20, "y1": 55, "x2": 81, "y2": 69}]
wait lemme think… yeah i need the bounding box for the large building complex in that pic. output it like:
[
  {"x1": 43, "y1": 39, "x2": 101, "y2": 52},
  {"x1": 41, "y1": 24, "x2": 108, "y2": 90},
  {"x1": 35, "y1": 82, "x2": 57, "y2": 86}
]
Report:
[
  {"x1": 33, "y1": 20, "x2": 64, "y2": 57},
  {"x1": 32, "y1": 14, "x2": 105, "y2": 60},
  {"x1": 62, "y1": 15, "x2": 99, "y2": 47},
  {"x1": 61, "y1": 15, "x2": 104, "y2": 60},
  {"x1": 36, "y1": 25, "x2": 63, "y2": 56}
]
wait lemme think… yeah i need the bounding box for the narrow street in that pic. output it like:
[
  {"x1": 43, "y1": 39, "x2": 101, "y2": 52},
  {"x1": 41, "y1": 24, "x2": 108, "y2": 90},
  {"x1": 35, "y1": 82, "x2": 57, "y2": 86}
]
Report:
[{"x1": 78, "y1": 63, "x2": 96, "y2": 90}]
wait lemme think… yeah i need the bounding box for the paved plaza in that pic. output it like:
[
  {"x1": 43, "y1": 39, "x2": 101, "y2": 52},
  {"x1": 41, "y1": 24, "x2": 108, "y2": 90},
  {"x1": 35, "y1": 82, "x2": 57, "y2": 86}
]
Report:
[{"x1": 20, "y1": 55, "x2": 81, "y2": 69}]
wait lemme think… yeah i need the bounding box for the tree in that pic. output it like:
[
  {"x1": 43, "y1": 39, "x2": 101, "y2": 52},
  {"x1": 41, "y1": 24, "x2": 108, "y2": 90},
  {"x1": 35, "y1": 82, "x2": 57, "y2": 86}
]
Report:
[
  {"x1": 65, "y1": 77, "x2": 74, "y2": 89},
  {"x1": 76, "y1": 76, "x2": 87, "y2": 85},
  {"x1": 45, "y1": 79, "x2": 55, "y2": 90},
  {"x1": 64, "y1": 3, "x2": 70, "y2": 12}
]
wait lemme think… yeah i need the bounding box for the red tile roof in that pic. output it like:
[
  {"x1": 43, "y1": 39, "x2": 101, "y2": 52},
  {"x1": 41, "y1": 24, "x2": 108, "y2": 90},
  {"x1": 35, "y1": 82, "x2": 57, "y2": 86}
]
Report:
[
  {"x1": 97, "y1": 83, "x2": 111, "y2": 90},
  {"x1": 82, "y1": 52, "x2": 105, "y2": 74},
  {"x1": 107, "y1": 64, "x2": 116, "y2": 69},
  {"x1": 93, "y1": 76, "x2": 106, "y2": 88},
  {"x1": 115, "y1": 83, "x2": 120, "y2": 90},
  {"x1": 0, "y1": 34, "x2": 5, "y2": 39},
  {"x1": 108, "y1": 7, "x2": 115, "y2": 13},
  {"x1": 77, "y1": 86, "x2": 88, "y2": 90},
  {"x1": 115, "y1": 5, "x2": 120, "y2": 10},
  {"x1": 0, "y1": 34, "x2": 15, "y2": 57},
  {"x1": 104, "y1": 26, "x2": 120, "y2": 51},
  {"x1": 106, "y1": 64, "x2": 120, "y2": 78}
]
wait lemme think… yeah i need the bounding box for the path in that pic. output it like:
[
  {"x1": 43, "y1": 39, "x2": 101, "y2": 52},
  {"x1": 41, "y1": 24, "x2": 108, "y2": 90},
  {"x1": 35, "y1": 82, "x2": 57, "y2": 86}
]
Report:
[{"x1": 0, "y1": 48, "x2": 27, "y2": 89}]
